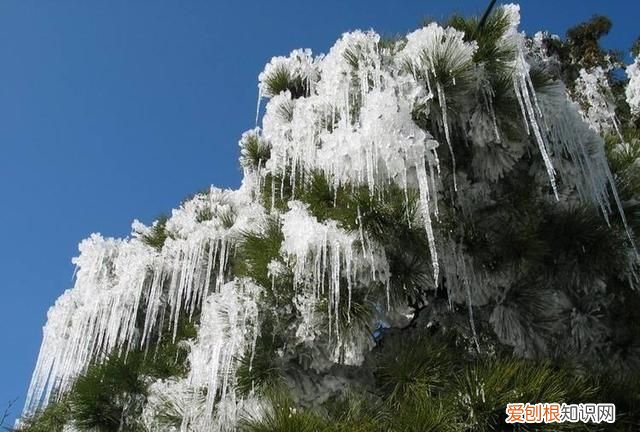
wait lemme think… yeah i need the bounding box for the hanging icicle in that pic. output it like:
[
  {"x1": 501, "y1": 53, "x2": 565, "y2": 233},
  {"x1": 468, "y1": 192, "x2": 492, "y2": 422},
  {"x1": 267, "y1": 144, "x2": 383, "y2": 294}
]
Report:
[
  {"x1": 280, "y1": 201, "x2": 389, "y2": 344},
  {"x1": 23, "y1": 5, "x2": 640, "y2": 427},
  {"x1": 23, "y1": 185, "x2": 267, "y2": 417}
]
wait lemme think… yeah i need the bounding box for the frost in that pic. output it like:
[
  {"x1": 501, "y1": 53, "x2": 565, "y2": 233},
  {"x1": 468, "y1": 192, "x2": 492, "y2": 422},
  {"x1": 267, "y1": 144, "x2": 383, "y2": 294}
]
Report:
[
  {"x1": 258, "y1": 48, "x2": 317, "y2": 98},
  {"x1": 131, "y1": 219, "x2": 151, "y2": 238},
  {"x1": 23, "y1": 3, "x2": 638, "y2": 426},
  {"x1": 266, "y1": 259, "x2": 286, "y2": 278},
  {"x1": 142, "y1": 378, "x2": 208, "y2": 432},
  {"x1": 280, "y1": 201, "x2": 389, "y2": 342},
  {"x1": 262, "y1": 30, "x2": 446, "y2": 281},
  {"x1": 626, "y1": 55, "x2": 640, "y2": 116},
  {"x1": 23, "y1": 187, "x2": 267, "y2": 417},
  {"x1": 502, "y1": 3, "x2": 521, "y2": 35},
  {"x1": 142, "y1": 375, "x2": 266, "y2": 432},
  {"x1": 185, "y1": 279, "x2": 262, "y2": 430},
  {"x1": 573, "y1": 67, "x2": 619, "y2": 133},
  {"x1": 400, "y1": 23, "x2": 478, "y2": 190},
  {"x1": 400, "y1": 24, "x2": 477, "y2": 80}
]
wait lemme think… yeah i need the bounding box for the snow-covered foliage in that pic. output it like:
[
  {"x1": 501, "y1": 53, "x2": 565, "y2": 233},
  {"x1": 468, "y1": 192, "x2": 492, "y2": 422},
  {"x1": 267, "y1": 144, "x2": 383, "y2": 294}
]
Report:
[
  {"x1": 142, "y1": 377, "x2": 266, "y2": 432},
  {"x1": 280, "y1": 201, "x2": 388, "y2": 329},
  {"x1": 22, "y1": 4, "x2": 640, "y2": 431},
  {"x1": 626, "y1": 54, "x2": 640, "y2": 116},
  {"x1": 186, "y1": 279, "x2": 261, "y2": 429},
  {"x1": 573, "y1": 66, "x2": 618, "y2": 132},
  {"x1": 25, "y1": 234, "x2": 153, "y2": 412},
  {"x1": 257, "y1": 48, "x2": 317, "y2": 100},
  {"x1": 140, "y1": 280, "x2": 262, "y2": 431},
  {"x1": 23, "y1": 182, "x2": 267, "y2": 423}
]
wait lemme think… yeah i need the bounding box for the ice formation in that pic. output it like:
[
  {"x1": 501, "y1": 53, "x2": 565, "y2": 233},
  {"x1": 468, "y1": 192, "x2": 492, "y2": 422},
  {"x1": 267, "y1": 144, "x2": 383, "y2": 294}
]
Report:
[
  {"x1": 258, "y1": 48, "x2": 317, "y2": 99},
  {"x1": 502, "y1": 5, "x2": 559, "y2": 198},
  {"x1": 183, "y1": 279, "x2": 262, "y2": 430},
  {"x1": 280, "y1": 201, "x2": 389, "y2": 340},
  {"x1": 626, "y1": 54, "x2": 640, "y2": 117},
  {"x1": 142, "y1": 377, "x2": 265, "y2": 432},
  {"x1": 25, "y1": 234, "x2": 153, "y2": 412},
  {"x1": 23, "y1": 4, "x2": 635, "y2": 430},
  {"x1": 573, "y1": 67, "x2": 619, "y2": 133},
  {"x1": 23, "y1": 183, "x2": 267, "y2": 419},
  {"x1": 399, "y1": 22, "x2": 478, "y2": 191},
  {"x1": 260, "y1": 29, "x2": 453, "y2": 282},
  {"x1": 537, "y1": 85, "x2": 622, "y2": 223}
]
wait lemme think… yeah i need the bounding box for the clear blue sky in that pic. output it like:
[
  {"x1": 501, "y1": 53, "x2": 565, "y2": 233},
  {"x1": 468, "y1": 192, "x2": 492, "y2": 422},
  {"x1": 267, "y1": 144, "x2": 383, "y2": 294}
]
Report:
[{"x1": 0, "y1": 0, "x2": 637, "y2": 424}]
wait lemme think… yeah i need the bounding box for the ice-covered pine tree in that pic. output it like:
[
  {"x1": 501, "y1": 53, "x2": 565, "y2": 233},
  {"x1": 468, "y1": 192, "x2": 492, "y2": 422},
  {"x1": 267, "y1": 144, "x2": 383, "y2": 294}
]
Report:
[{"x1": 17, "y1": 4, "x2": 640, "y2": 432}]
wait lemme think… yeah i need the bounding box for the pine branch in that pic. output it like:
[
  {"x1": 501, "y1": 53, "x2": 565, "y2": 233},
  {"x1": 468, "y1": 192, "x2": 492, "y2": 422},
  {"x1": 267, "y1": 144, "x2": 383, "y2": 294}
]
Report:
[
  {"x1": 474, "y1": 0, "x2": 498, "y2": 38},
  {"x1": 1, "y1": 398, "x2": 17, "y2": 430}
]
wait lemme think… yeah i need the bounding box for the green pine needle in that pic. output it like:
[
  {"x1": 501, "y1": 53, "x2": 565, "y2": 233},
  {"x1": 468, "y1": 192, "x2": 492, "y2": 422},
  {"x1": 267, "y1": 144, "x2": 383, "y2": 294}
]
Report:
[
  {"x1": 14, "y1": 401, "x2": 71, "y2": 432},
  {"x1": 449, "y1": 7, "x2": 515, "y2": 76},
  {"x1": 239, "y1": 391, "x2": 327, "y2": 432},
  {"x1": 236, "y1": 334, "x2": 285, "y2": 397},
  {"x1": 140, "y1": 215, "x2": 170, "y2": 251},
  {"x1": 263, "y1": 66, "x2": 309, "y2": 99},
  {"x1": 371, "y1": 333, "x2": 460, "y2": 406},
  {"x1": 69, "y1": 354, "x2": 148, "y2": 432}
]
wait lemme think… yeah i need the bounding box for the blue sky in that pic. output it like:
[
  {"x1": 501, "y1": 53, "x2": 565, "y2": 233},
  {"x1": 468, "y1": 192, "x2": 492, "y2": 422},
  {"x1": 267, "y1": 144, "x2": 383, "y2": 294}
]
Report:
[{"x1": 0, "y1": 0, "x2": 637, "y2": 424}]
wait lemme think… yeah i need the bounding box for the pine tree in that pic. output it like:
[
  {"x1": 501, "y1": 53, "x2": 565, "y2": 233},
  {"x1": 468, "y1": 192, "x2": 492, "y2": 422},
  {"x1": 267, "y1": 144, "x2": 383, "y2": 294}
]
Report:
[{"x1": 17, "y1": 4, "x2": 640, "y2": 432}]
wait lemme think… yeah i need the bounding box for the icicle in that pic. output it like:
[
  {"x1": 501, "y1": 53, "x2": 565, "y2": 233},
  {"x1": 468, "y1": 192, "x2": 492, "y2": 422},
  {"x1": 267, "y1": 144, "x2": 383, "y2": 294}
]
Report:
[
  {"x1": 23, "y1": 236, "x2": 154, "y2": 415},
  {"x1": 356, "y1": 205, "x2": 367, "y2": 256},
  {"x1": 270, "y1": 175, "x2": 276, "y2": 211},
  {"x1": 185, "y1": 279, "x2": 261, "y2": 430},
  {"x1": 437, "y1": 81, "x2": 457, "y2": 192},
  {"x1": 485, "y1": 89, "x2": 501, "y2": 143},
  {"x1": 464, "y1": 271, "x2": 481, "y2": 354},
  {"x1": 23, "y1": 187, "x2": 262, "y2": 418},
  {"x1": 429, "y1": 160, "x2": 439, "y2": 219},
  {"x1": 280, "y1": 202, "x2": 389, "y2": 345},
  {"x1": 513, "y1": 77, "x2": 531, "y2": 135},
  {"x1": 414, "y1": 156, "x2": 440, "y2": 283},
  {"x1": 255, "y1": 87, "x2": 262, "y2": 126},
  {"x1": 604, "y1": 163, "x2": 637, "y2": 253},
  {"x1": 513, "y1": 59, "x2": 559, "y2": 199}
]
